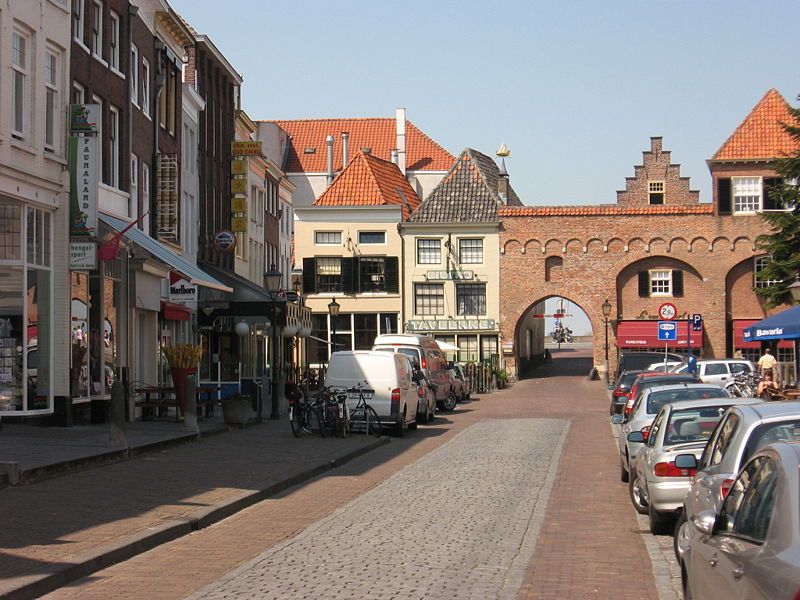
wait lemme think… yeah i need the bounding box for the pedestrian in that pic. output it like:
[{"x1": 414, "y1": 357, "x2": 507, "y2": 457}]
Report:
[
  {"x1": 758, "y1": 348, "x2": 778, "y2": 381},
  {"x1": 756, "y1": 372, "x2": 780, "y2": 400}
]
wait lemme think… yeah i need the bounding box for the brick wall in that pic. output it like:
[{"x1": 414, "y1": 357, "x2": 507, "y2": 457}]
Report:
[{"x1": 616, "y1": 137, "x2": 700, "y2": 206}]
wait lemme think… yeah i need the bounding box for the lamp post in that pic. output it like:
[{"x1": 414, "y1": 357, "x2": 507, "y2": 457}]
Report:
[
  {"x1": 264, "y1": 264, "x2": 282, "y2": 420},
  {"x1": 328, "y1": 299, "x2": 340, "y2": 358},
  {"x1": 602, "y1": 299, "x2": 612, "y2": 385},
  {"x1": 234, "y1": 320, "x2": 250, "y2": 394}
]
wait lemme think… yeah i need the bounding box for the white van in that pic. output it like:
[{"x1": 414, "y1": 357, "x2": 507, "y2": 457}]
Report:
[
  {"x1": 373, "y1": 334, "x2": 457, "y2": 412},
  {"x1": 325, "y1": 351, "x2": 419, "y2": 436}
]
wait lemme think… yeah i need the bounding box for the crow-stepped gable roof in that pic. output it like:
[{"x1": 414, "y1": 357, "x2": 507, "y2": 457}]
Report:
[
  {"x1": 711, "y1": 89, "x2": 798, "y2": 162},
  {"x1": 409, "y1": 148, "x2": 523, "y2": 223},
  {"x1": 313, "y1": 151, "x2": 420, "y2": 220}
]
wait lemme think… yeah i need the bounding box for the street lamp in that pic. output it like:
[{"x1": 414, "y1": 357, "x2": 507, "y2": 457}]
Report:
[
  {"x1": 264, "y1": 264, "x2": 282, "y2": 420},
  {"x1": 328, "y1": 298, "x2": 340, "y2": 357},
  {"x1": 789, "y1": 278, "x2": 800, "y2": 303},
  {"x1": 602, "y1": 299, "x2": 612, "y2": 385}
]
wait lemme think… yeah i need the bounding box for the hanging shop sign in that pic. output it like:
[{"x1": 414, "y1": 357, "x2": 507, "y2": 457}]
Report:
[
  {"x1": 69, "y1": 135, "x2": 98, "y2": 237},
  {"x1": 231, "y1": 197, "x2": 247, "y2": 213},
  {"x1": 169, "y1": 273, "x2": 197, "y2": 304},
  {"x1": 231, "y1": 159, "x2": 247, "y2": 175},
  {"x1": 231, "y1": 141, "x2": 262, "y2": 156},
  {"x1": 231, "y1": 216, "x2": 248, "y2": 233},
  {"x1": 425, "y1": 270, "x2": 474, "y2": 281},
  {"x1": 69, "y1": 103, "x2": 100, "y2": 135},
  {"x1": 406, "y1": 319, "x2": 497, "y2": 332},
  {"x1": 69, "y1": 239, "x2": 97, "y2": 271},
  {"x1": 213, "y1": 230, "x2": 237, "y2": 253},
  {"x1": 231, "y1": 178, "x2": 247, "y2": 194}
]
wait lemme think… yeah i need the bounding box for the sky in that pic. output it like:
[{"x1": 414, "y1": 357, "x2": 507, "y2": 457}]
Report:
[{"x1": 172, "y1": 0, "x2": 800, "y2": 335}]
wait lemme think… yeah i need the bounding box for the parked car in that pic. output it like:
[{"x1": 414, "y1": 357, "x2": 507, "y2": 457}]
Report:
[
  {"x1": 325, "y1": 350, "x2": 419, "y2": 436},
  {"x1": 610, "y1": 369, "x2": 643, "y2": 415},
  {"x1": 623, "y1": 372, "x2": 702, "y2": 417},
  {"x1": 448, "y1": 362, "x2": 469, "y2": 402},
  {"x1": 644, "y1": 360, "x2": 685, "y2": 373},
  {"x1": 616, "y1": 351, "x2": 684, "y2": 380},
  {"x1": 614, "y1": 383, "x2": 731, "y2": 483},
  {"x1": 628, "y1": 396, "x2": 752, "y2": 534},
  {"x1": 411, "y1": 369, "x2": 437, "y2": 425},
  {"x1": 671, "y1": 358, "x2": 755, "y2": 387},
  {"x1": 373, "y1": 334, "x2": 457, "y2": 411},
  {"x1": 673, "y1": 400, "x2": 800, "y2": 561},
  {"x1": 681, "y1": 442, "x2": 800, "y2": 600}
]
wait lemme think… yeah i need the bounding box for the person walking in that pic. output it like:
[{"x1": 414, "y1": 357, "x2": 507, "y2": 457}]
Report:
[{"x1": 758, "y1": 348, "x2": 778, "y2": 381}]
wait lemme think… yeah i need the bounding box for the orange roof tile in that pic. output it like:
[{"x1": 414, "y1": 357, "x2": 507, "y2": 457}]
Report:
[
  {"x1": 499, "y1": 205, "x2": 715, "y2": 217},
  {"x1": 263, "y1": 118, "x2": 453, "y2": 173},
  {"x1": 712, "y1": 89, "x2": 799, "y2": 161},
  {"x1": 313, "y1": 151, "x2": 421, "y2": 220}
]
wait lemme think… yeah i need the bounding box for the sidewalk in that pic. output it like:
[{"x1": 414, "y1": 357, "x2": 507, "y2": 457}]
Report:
[{"x1": 0, "y1": 419, "x2": 389, "y2": 600}]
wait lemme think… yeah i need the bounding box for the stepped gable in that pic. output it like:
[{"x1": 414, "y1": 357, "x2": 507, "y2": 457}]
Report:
[
  {"x1": 409, "y1": 148, "x2": 522, "y2": 223},
  {"x1": 711, "y1": 89, "x2": 798, "y2": 161},
  {"x1": 265, "y1": 118, "x2": 454, "y2": 173},
  {"x1": 616, "y1": 137, "x2": 700, "y2": 205},
  {"x1": 313, "y1": 150, "x2": 420, "y2": 220}
]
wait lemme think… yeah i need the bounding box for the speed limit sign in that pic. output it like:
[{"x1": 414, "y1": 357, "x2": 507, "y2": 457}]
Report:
[{"x1": 658, "y1": 302, "x2": 677, "y2": 320}]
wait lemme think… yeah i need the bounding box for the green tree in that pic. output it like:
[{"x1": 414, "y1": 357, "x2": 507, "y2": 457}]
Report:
[{"x1": 755, "y1": 97, "x2": 800, "y2": 307}]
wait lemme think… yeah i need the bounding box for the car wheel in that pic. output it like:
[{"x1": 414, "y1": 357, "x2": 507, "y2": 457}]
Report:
[
  {"x1": 629, "y1": 473, "x2": 649, "y2": 514},
  {"x1": 620, "y1": 457, "x2": 629, "y2": 483},
  {"x1": 442, "y1": 391, "x2": 457, "y2": 412},
  {"x1": 393, "y1": 408, "x2": 406, "y2": 437},
  {"x1": 417, "y1": 403, "x2": 429, "y2": 425},
  {"x1": 428, "y1": 394, "x2": 436, "y2": 423},
  {"x1": 648, "y1": 502, "x2": 673, "y2": 535},
  {"x1": 673, "y1": 510, "x2": 690, "y2": 561}
]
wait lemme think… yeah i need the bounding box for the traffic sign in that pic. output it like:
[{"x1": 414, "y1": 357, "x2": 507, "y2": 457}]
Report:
[
  {"x1": 657, "y1": 321, "x2": 678, "y2": 341},
  {"x1": 658, "y1": 302, "x2": 677, "y2": 320},
  {"x1": 692, "y1": 314, "x2": 703, "y2": 332}
]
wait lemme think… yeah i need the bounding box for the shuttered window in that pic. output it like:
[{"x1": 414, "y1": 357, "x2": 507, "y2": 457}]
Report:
[
  {"x1": 316, "y1": 257, "x2": 342, "y2": 293},
  {"x1": 156, "y1": 153, "x2": 179, "y2": 243}
]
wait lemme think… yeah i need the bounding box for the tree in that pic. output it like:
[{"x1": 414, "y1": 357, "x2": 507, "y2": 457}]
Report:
[{"x1": 755, "y1": 97, "x2": 800, "y2": 308}]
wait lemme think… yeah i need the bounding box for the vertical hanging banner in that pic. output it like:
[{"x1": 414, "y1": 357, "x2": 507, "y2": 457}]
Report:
[{"x1": 69, "y1": 104, "x2": 100, "y2": 270}]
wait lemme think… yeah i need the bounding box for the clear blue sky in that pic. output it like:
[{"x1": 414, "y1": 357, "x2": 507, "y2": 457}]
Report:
[{"x1": 172, "y1": 0, "x2": 800, "y2": 207}]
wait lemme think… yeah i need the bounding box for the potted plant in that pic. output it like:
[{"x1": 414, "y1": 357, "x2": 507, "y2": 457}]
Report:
[
  {"x1": 222, "y1": 394, "x2": 253, "y2": 426},
  {"x1": 494, "y1": 368, "x2": 509, "y2": 389}
]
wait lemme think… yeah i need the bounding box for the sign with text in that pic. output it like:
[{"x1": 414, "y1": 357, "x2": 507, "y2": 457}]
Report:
[
  {"x1": 231, "y1": 197, "x2": 247, "y2": 213},
  {"x1": 231, "y1": 178, "x2": 247, "y2": 194},
  {"x1": 658, "y1": 302, "x2": 677, "y2": 320},
  {"x1": 68, "y1": 135, "x2": 98, "y2": 237},
  {"x1": 231, "y1": 216, "x2": 248, "y2": 233},
  {"x1": 213, "y1": 230, "x2": 237, "y2": 253},
  {"x1": 425, "y1": 270, "x2": 474, "y2": 281},
  {"x1": 231, "y1": 141, "x2": 262, "y2": 156},
  {"x1": 69, "y1": 103, "x2": 100, "y2": 135},
  {"x1": 657, "y1": 321, "x2": 678, "y2": 341},
  {"x1": 69, "y1": 239, "x2": 97, "y2": 270},
  {"x1": 169, "y1": 273, "x2": 197, "y2": 304},
  {"x1": 231, "y1": 159, "x2": 248, "y2": 175},
  {"x1": 692, "y1": 314, "x2": 703, "y2": 332},
  {"x1": 406, "y1": 319, "x2": 497, "y2": 332}
]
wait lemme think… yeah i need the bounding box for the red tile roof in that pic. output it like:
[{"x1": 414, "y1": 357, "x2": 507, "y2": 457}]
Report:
[
  {"x1": 712, "y1": 89, "x2": 799, "y2": 161},
  {"x1": 264, "y1": 118, "x2": 454, "y2": 173},
  {"x1": 313, "y1": 151, "x2": 421, "y2": 220},
  {"x1": 499, "y1": 205, "x2": 715, "y2": 217}
]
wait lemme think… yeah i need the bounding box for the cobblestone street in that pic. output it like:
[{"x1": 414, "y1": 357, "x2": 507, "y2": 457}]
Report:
[{"x1": 40, "y1": 349, "x2": 666, "y2": 600}]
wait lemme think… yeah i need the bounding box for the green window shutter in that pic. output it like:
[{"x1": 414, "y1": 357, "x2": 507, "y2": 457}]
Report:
[
  {"x1": 302, "y1": 257, "x2": 316, "y2": 294},
  {"x1": 342, "y1": 257, "x2": 357, "y2": 293},
  {"x1": 385, "y1": 257, "x2": 399, "y2": 293},
  {"x1": 672, "y1": 270, "x2": 684, "y2": 297},
  {"x1": 638, "y1": 272, "x2": 650, "y2": 297},
  {"x1": 717, "y1": 178, "x2": 732, "y2": 214}
]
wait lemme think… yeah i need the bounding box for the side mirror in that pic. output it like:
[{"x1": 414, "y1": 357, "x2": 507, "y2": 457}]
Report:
[
  {"x1": 627, "y1": 431, "x2": 645, "y2": 443},
  {"x1": 610, "y1": 414, "x2": 624, "y2": 425},
  {"x1": 447, "y1": 360, "x2": 455, "y2": 369},
  {"x1": 674, "y1": 454, "x2": 698, "y2": 470},
  {"x1": 693, "y1": 509, "x2": 718, "y2": 536}
]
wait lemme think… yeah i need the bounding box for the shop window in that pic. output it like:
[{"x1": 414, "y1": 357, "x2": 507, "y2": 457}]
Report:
[
  {"x1": 457, "y1": 284, "x2": 486, "y2": 316},
  {"x1": 480, "y1": 335, "x2": 499, "y2": 364},
  {"x1": 331, "y1": 313, "x2": 352, "y2": 352},
  {"x1": 378, "y1": 313, "x2": 398, "y2": 334},
  {"x1": 308, "y1": 313, "x2": 329, "y2": 365},
  {"x1": 458, "y1": 238, "x2": 483, "y2": 264},
  {"x1": 414, "y1": 283, "x2": 444, "y2": 316},
  {"x1": 458, "y1": 335, "x2": 478, "y2": 363},
  {"x1": 417, "y1": 239, "x2": 440, "y2": 264},
  {"x1": 354, "y1": 314, "x2": 377, "y2": 350}
]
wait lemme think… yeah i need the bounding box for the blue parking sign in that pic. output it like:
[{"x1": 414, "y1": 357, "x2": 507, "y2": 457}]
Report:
[
  {"x1": 657, "y1": 321, "x2": 678, "y2": 341},
  {"x1": 692, "y1": 314, "x2": 703, "y2": 332}
]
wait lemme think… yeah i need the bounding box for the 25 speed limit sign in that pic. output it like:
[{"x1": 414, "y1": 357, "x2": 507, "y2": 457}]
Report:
[{"x1": 658, "y1": 302, "x2": 677, "y2": 320}]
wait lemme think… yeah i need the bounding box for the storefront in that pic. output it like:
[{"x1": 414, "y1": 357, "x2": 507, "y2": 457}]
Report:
[
  {"x1": 0, "y1": 201, "x2": 55, "y2": 414},
  {"x1": 615, "y1": 320, "x2": 703, "y2": 355},
  {"x1": 405, "y1": 318, "x2": 500, "y2": 365},
  {"x1": 733, "y1": 318, "x2": 795, "y2": 384},
  {"x1": 307, "y1": 312, "x2": 399, "y2": 366}
]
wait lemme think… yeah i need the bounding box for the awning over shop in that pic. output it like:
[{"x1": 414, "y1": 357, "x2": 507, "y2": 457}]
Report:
[
  {"x1": 99, "y1": 213, "x2": 231, "y2": 292},
  {"x1": 161, "y1": 300, "x2": 190, "y2": 321},
  {"x1": 198, "y1": 263, "x2": 271, "y2": 304},
  {"x1": 615, "y1": 320, "x2": 703, "y2": 349},
  {"x1": 742, "y1": 307, "x2": 800, "y2": 342}
]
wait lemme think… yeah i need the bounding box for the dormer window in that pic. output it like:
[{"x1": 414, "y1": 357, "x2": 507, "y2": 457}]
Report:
[
  {"x1": 648, "y1": 181, "x2": 664, "y2": 205},
  {"x1": 733, "y1": 177, "x2": 761, "y2": 213}
]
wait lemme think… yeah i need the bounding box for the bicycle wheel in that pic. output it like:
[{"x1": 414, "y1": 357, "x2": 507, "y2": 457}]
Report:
[
  {"x1": 364, "y1": 404, "x2": 382, "y2": 437},
  {"x1": 289, "y1": 402, "x2": 303, "y2": 437},
  {"x1": 307, "y1": 405, "x2": 326, "y2": 437}
]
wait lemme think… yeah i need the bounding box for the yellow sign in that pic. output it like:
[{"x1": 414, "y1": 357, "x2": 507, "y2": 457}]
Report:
[
  {"x1": 231, "y1": 178, "x2": 247, "y2": 194},
  {"x1": 232, "y1": 197, "x2": 247, "y2": 213},
  {"x1": 231, "y1": 159, "x2": 247, "y2": 175},
  {"x1": 231, "y1": 141, "x2": 262, "y2": 156},
  {"x1": 231, "y1": 216, "x2": 248, "y2": 232}
]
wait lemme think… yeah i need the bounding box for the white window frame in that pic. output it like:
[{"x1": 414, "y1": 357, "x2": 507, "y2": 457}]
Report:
[
  {"x1": 315, "y1": 231, "x2": 342, "y2": 245},
  {"x1": 648, "y1": 180, "x2": 665, "y2": 205},
  {"x1": 416, "y1": 238, "x2": 441, "y2": 265},
  {"x1": 72, "y1": 81, "x2": 85, "y2": 104},
  {"x1": 44, "y1": 48, "x2": 61, "y2": 152},
  {"x1": 92, "y1": 94, "x2": 103, "y2": 171},
  {"x1": 733, "y1": 176, "x2": 762, "y2": 214},
  {"x1": 130, "y1": 154, "x2": 138, "y2": 213},
  {"x1": 141, "y1": 58, "x2": 151, "y2": 117},
  {"x1": 142, "y1": 162, "x2": 150, "y2": 217},
  {"x1": 754, "y1": 256, "x2": 781, "y2": 289},
  {"x1": 109, "y1": 105, "x2": 120, "y2": 188},
  {"x1": 649, "y1": 269, "x2": 672, "y2": 296},
  {"x1": 358, "y1": 231, "x2": 386, "y2": 245},
  {"x1": 458, "y1": 238, "x2": 484, "y2": 264},
  {"x1": 92, "y1": 1, "x2": 104, "y2": 61},
  {"x1": 11, "y1": 28, "x2": 30, "y2": 140},
  {"x1": 73, "y1": 0, "x2": 86, "y2": 47},
  {"x1": 109, "y1": 10, "x2": 120, "y2": 72},
  {"x1": 130, "y1": 44, "x2": 139, "y2": 107}
]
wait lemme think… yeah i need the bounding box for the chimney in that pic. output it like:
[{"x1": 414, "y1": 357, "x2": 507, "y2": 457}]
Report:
[
  {"x1": 390, "y1": 149, "x2": 398, "y2": 164},
  {"x1": 395, "y1": 108, "x2": 406, "y2": 175},
  {"x1": 497, "y1": 160, "x2": 509, "y2": 204},
  {"x1": 325, "y1": 134, "x2": 334, "y2": 185},
  {"x1": 341, "y1": 132, "x2": 349, "y2": 167}
]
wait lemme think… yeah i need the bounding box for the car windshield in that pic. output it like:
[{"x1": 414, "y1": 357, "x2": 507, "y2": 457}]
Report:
[
  {"x1": 664, "y1": 406, "x2": 729, "y2": 446},
  {"x1": 742, "y1": 419, "x2": 800, "y2": 464},
  {"x1": 619, "y1": 372, "x2": 639, "y2": 387},
  {"x1": 647, "y1": 387, "x2": 728, "y2": 414}
]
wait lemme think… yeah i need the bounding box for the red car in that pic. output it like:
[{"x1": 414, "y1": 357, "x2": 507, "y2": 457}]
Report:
[
  {"x1": 623, "y1": 372, "x2": 701, "y2": 417},
  {"x1": 610, "y1": 369, "x2": 642, "y2": 415}
]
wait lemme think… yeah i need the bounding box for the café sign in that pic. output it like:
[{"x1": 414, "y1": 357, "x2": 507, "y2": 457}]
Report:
[
  {"x1": 406, "y1": 319, "x2": 497, "y2": 332},
  {"x1": 425, "y1": 270, "x2": 474, "y2": 281}
]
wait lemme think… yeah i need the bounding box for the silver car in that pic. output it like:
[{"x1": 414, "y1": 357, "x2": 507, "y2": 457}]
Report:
[
  {"x1": 674, "y1": 400, "x2": 800, "y2": 560},
  {"x1": 681, "y1": 442, "x2": 800, "y2": 600},
  {"x1": 672, "y1": 359, "x2": 755, "y2": 387},
  {"x1": 629, "y1": 397, "x2": 756, "y2": 535},
  {"x1": 613, "y1": 383, "x2": 730, "y2": 483}
]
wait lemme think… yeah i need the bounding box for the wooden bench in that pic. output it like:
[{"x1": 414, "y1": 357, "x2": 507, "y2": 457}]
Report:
[{"x1": 134, "y1": 386, "x2": 178, "y2": 421}]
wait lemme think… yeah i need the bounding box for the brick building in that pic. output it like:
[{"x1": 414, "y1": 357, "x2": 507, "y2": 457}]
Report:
[{"x1": 499, "y1": 90, "x2": 795, "y2": 380}]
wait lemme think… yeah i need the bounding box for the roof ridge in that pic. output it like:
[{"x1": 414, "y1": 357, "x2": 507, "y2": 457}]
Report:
[
  {"x1": 711, "y1": 89, "x2": 792, "y2": 160},
  {"x1": 260, "y1": 117, "x2": 392, "y2": 124},
  {"x1": 407, "y1": 120, "x2": 455, "y2": 166},
  {"x1": 466, "y1": 147, "x2": 503, "y2": 204}
]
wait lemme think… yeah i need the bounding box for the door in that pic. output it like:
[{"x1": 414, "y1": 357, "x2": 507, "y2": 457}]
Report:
[
  {"x1": 702, "y1": 363, "x2": 730, "y2": 387},
  {"x1": 396, "y1": 355, "x2": 417, "y2": 422}
]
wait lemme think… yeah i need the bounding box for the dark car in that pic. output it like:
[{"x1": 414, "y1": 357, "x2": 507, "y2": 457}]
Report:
[
  {"x1": 616, "y1": 351, "x2": 684, "y2": 381},
  {"x1": 622, "y1": 371, "x2": 702, "y2": 418},
  {"x1": 610, "y1": 369, "x2": 643, "y2": 415}
]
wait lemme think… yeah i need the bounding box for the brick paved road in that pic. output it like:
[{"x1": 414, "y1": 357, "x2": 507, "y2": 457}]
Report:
[{"x1": 43, "y1": 348, "x2": 664, "y2": 600}]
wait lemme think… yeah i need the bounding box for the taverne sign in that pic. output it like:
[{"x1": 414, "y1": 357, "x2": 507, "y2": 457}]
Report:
[{"x1": 406, "y1": 319, "x2": 497, "y2": 332}]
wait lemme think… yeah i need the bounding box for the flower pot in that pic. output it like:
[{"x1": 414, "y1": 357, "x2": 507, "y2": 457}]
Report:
[{"x1": 170, "y1": 367, "x2": 197, "y2": 416}]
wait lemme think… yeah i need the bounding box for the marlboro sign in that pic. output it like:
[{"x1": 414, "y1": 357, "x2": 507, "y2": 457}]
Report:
[{"x1": 169, "y1": 273, "x2": 197, "y2": 304}]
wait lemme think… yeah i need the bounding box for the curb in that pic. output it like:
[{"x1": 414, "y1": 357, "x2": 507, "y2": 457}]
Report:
[{"x1": 0, "y1": 435, "x2": 390, "y2": 600}]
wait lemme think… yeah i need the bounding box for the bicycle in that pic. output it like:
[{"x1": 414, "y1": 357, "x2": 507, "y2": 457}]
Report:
[
  {"x1": 288, "y1": 391, "x2": 325, "y2": 438},
  {"x1": 313, "y1": 386, "x2": 351, "y2": 438},
  {"x1": 346, "y1": 380, "x2": 381, "y2": 437}
]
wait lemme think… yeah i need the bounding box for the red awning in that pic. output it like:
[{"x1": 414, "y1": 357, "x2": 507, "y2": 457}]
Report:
[
  {"x1": 733, "y1": 319, "x2": 792, "y2": 349},
  {"x1": 616, "y1": 320, "x2": 703, "y2": 349},
  {"x1": 161, "y1": 301, "x2": 190, "y2": 321}
]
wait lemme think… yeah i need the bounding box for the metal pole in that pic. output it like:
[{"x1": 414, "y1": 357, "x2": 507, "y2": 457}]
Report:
[
  {"x1": 270, "y1": 299, "x2": 279, "y2": 420},
  {"x1": 604, "y1": 317, "x2": 610, "y2": 385}
]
